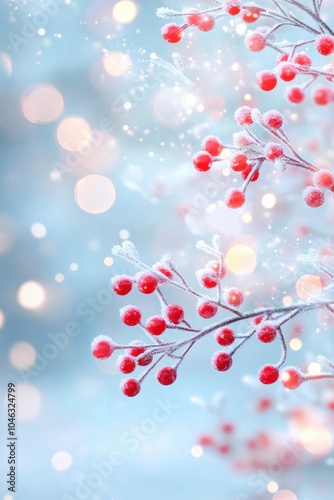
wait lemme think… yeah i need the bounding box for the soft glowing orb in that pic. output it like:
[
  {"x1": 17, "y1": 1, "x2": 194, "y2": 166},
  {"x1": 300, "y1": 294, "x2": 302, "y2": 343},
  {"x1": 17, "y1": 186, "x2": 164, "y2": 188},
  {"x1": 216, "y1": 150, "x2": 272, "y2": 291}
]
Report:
[
  {"x1": 104, "y1": 257, "x2": 114, "y2": 267},
  {"x1": 113, "y1": 1, "x2": 138, "y2": 23},
  {"x1": 0, "y1": 52, "x2": 12, "y2": 76},
  {"x1": 56, "y1": 116, "x2": 92, "y2": 152},
  {"x1": 225, "y1": 245, "x2": 257, "y2": 275},
  {"x1": 17, "y1": 281, "x2": 46, "y2": 310},
  {"x1": 16, "y1": 384, "x2": 42, "y2": 420},
  {"x1": 103, "y1": 51, "x2": 132, "y2": 76},
  {"x1": 267, "y1": 481, "x2": 279, "y2": 493},
  {"x1": 298, "y1": 426, "x2": 333, "y2": 456},
  {"x1": 296, "y1": 274, "x2": 322, "y2": 301},
  {"x1": 191, "y1": 445, "x2": 203, "y2": 458},
  {"x1": 75, "y1": 175, "x2": 116, "y2": 214},
  {"x1": 308, "y1": 362, "x2": 321, "y2": 375},
  {"x1": 290, "y1": 338, "x2": 302, "y2": 351},
  {"x1": 273, "y1": 490, "x2": 297, "y2": 500},
  {"x1": 51, "y1": 451, "x2": 73, "y2": 471},
  {"x1": 261, "y1": 193, "x2": 276, "y2": 209},
  {"x1": 0, "y1": 310, "x2": 5, "y2": 329},
  {"x1": 31, "y1": 222, "x2": 47, "y2": 239},
  {"x1": 9, "y1": 342, "x2": 36, "y2": 370},
  {"x1": 21, "y1": 84, "x2": 64, "y2": 124}
]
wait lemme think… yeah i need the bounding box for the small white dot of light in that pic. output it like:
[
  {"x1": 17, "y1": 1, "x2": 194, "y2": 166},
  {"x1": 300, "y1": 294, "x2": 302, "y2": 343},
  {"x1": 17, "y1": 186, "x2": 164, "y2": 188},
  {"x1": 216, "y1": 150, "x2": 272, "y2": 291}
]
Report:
[
  {"x1": 244, "y1": 93, "x2": 252, "y2": 101},
  {"x1": 150, "y1": 52, "x2": 157, "y2": 58},
  {"x1": 55, "y1": 34, "x2": 62, "y2": 38},
  {"x1": 222, "y1": 168, "x2": 230, "y2": 176},
  {"x1": 148, "y1": 152, "x2": 154, "y2": 157},
  {"x1": 262, "y1": 193, "x2": 276, "y2": 209},
  {"x1": 119, "y1": 229, "x2": 130, "y2": 239},
  {"x1": 123, "y1": 125, "x2": 129, "y2": 131},
  {"x1": 50, "y1": 170, "x2": 61, "y2": 181},
  {"x1": 124, "y1": 102, "x2": 132, "y2": 110},
  {"x1": 206, "y1": 203, "x2": 216, "y2": 213},
  {"x1": 290, "y1": 338, "x2": 302, "y2": 351},
  {"x1": 267, "y1": 481, "x2": 279, "y2": 493},
  {"x1": 245, "y1": 290, "x2": 250, "y2": 296},
  {"x1": 0, "y1": 310, "x2": 5, "y2": 329},
  {"x1": 104, "y1": 257, "x2": 114, "y2": 267},
  {"x1": 31, "y1": 223, "x2": 47, "y2": 239},
  {"x1": 55, "y1": 273, "x2": 64, "y2": 283},
  {"x1": 191, "y1": 445, "x2": 203, "y2": 458},
  {"x1": 51, "y1": 451, "x2": 73, "y2": 471},
  {"x1": 186, "y1": 109, "x2": 192, "y2": 115},
  {"x1": 283, "y1": 295, "x2": 292, "y2": 306},
  {"x1": 308, "y1": 362, "x2": 321, "y2": 375},
  {"x1": 243, "y1": 213, "x2": 252, "y2": 223},
  {"x1": 196, "y1": 104, "x2": 204, "y2": 112},
  {"x1": 290, "y1": 113, "x2": 299, "y2": 121},
  {"x1": 236, "y1": 23, "x2": 247, "y2": 35},
  {"x1": 222, "y1": 26, "x2": 228, "y2": 32},
  {"x1": 38, "y1": 28, "x2": 45, "y2": 36},
  {"x1": 70, "y1": 263, "x2": 78, "y2": 271},
  {"x1": 231, "y1": 62, "x2": 239, "y2": 71},
  {"x1": 4, "y1": 495, "x2": 14, "y2": 500}
]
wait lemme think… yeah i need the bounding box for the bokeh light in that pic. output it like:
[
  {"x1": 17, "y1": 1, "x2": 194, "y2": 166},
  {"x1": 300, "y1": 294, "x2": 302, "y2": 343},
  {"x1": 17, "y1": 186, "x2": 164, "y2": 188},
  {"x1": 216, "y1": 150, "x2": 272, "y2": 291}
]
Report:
[
  {"x1": 298, "y1": 426, "x2": 333, "y2": 456},
  {"x1": 267, "y1": 481, "x2": 279, "y2": 493},
  {"x1": 0, "y1": 310, "x2": 5, "y2": 329},
  {"x1": 225, "y1": 245, "x2": 257, "y2": 275},
  {"x1": 16, "y1": 384, "x2": 42, "y2": 420},
  {"x1": 296, "y1": 274, "x2": 322, "y2": 301},
  {"x1": 9, "y1": 341, "x2": 36, "y2": 370},
  {"x1": 51, "y1": 451, "x2": 73, "y2": 471},
  {"x1": 261, "y1": 193, "x2": 276, "y2": 209},
  {"x1": 31, "y1": 222, "x2": 47, "y2": 239},
  {"x1": 21, "y1": 84, "x2": 64, "y2": 124},
  {"x1": 103, "y1": 51, "x2": 132, "y2": 76},
  {"x1": 113, "y1": 1, "x2": 138, "y2": 23},
  {"x1": 273, "y1": 490, "x2": 297, "y2": 500},
  {"x1": 191, "y1": 445, "x2": 203, "y2": 458},
  {"x1": 290, "y1": 338, "x2": 302, "y2": 351},
  {"x1": 17, "y1": 281, "x2": 46, "y2": 310},
  {"x1": 74, "y1": 175, "x2": 116, "y2": 214},
  {"x1": 56, "y1": 116, "x2": 92, "y2": 152}
]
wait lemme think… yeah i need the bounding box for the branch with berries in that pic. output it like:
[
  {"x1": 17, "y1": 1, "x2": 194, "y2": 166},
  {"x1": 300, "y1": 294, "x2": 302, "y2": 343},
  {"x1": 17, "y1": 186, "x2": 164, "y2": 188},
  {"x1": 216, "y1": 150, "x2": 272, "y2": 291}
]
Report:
[
  {"x1": 91, "y1": 236, "x2": 334, "y2": 397},
  {"x1": 192, "y1": 106, "x2": 334, "y2": 209},
  {"x1": 158, "y1": 1, "x2": 334, "y2": 104}
]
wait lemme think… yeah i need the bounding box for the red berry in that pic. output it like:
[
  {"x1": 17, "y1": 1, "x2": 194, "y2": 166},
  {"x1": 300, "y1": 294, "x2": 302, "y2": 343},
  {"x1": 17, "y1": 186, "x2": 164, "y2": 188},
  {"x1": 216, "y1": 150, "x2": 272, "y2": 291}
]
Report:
[
  {"x1": 199, "y1": 435, "x2": 214, "y2": 446},
  {"x1": 152, "y1": 262, "x2": 173, "y2": 279},
  {"x1": 212, "y1": 351, "x2": 233, "y2": 371},
  {"x1": 303, "y1": 186, "x2": 325, "y2": 207},
  {"x1": 201, "y1": 135, "x2": 224, "y2": 156},
  {"x1": 197, "y1": 14, "x2": 215, "y2": 32},
  {"x1": 225, "y1": 0, "x2": 241, "y2": 15},
  {"x1": 234, "y1": 106, "x2": 253, "y2": 126},
  {"x1": 186, "y1": 9, "x2": 202, "y2": 26},
  {"x1": 286, "y1": 86, "x2": 305, "y2": 104},
  {"x1": 91, "y1": 335, "x2": 115, "y2": 359},
  {"x1": 230, "y1": 153, "x2": 248, "y2": 172},
  {"x1": 162, "y1": 23, "x2": 183, "y2": 43},
  {"x1": 245, "y1": 32, "x2": 266, "y2": 52},
  {"x1": 312, "y1": 86, "x2": 333, "y2": 105},
  {"x1": 121, "y1": 378, "x2": 140, "y2": 397},
  {"x1": 259, "y1": 364, "x2": 279, "y2": 384},
  {"x1": 218, "y1": 444, "x2": 231, "y2": 454},
  {"x1": 241, "y1": 7, "x2": 261, "y2": 23},
  {"x1": 257, "y1": 324, "x2": 277, "y2": 343},
  {"x1": 281, "y1": 367, "x2": 303, "y2": 389},
  {"x1": 165, "y1": 304, "x2": 184, "y2": 324},
  {"x1": 137, "y1": 354, "x2": 153, "y2": 366},
  {"x1": 277, "y1": 63, "x2": 297, "y2": 82},
  {"x1": 315, "y1": 34, "x2": 334, "y2": 55},
  {"x1": 120, "y1": 305, "x2": 141, "y2": 326},
  {"x1": 257, "y1": 397, "x2": 272, "y2": 411},
  {"x1": 263, "y1": 110, "x2": 283, "y2": 129},
  {"x1": 225, "y1": 189, "x2": 245, "y2": 209},
  {"x1": 196, "y1": 269, "x2": 218, "y2": 288},
  {"x1": 324, "y1": 62, "x2": 334, "y2": 81},
  {"x1": 215, "y1": 327, "x2": 235, "y2": 346},
  {"x1": 127, "y1": 340, "x2": 146, "y2": 357},
  {"x1": 192, "y1": 151, "x2": 213, "y2": 172},
  {"x1": 292, "y1": 52, "x2": 312, "y2": 66},
  {"x1": 241, "y1": 165, "x2": 259, "y2": 182},
  {"x1": 136, "y1": 272, "x2": 158, "y2": 294},
  {"x1": 111, "y1": 275, "x2": 132, "y2": 295},
  {"x1": 264, "y1": 142, "x2": 284, "y2": 161},
  {"x1": 252, "y1": 315, "x2": 264, "y2": 325},
  {"x1": 146, "y1": 316, "x2": 166, "y2": 335},
  {"x1": 224, "y1": 288, "x2": 243, "y2": 307},
  {"x1": 313, "y1": 169, "x2": 334, "y2": 189},
  {"x1": 205, "y1": 260, "x2": 226, "y2": 279},
  {"x1": 276, "y1": 53, "x2": 289, "y2": 64},
  {"x1": 221, "y1": 422, "x2": 234, "y2": 434},
  {"x1": 256, "y1": 70, "x2": 277, "y2": 91},
  {"x1": 117, "y1": 355, "x2": 136, "y2": 374},
  {"x1": 197, "y1": 299, "x2": 218, "y2": 319},
  {"x1": 157, "y1": 366, "x2": 177, "y2": 385}
]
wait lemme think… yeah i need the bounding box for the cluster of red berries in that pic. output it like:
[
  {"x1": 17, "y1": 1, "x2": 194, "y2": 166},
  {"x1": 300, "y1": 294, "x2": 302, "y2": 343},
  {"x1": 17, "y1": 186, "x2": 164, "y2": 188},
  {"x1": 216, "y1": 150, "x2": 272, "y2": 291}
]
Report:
[
  {"x1": 303, "y1": 169, "x2": 334, "y2": 208},
  {"x1": 160, "y1": 2, "x2": 260, "y2": 43}
]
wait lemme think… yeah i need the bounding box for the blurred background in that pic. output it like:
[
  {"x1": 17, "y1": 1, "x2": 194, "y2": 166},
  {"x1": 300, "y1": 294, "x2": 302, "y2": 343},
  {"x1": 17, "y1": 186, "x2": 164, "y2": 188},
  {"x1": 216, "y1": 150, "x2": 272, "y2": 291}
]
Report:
[{"x1": 1, "y1": 1, "x2": 334, "y2": 499}]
